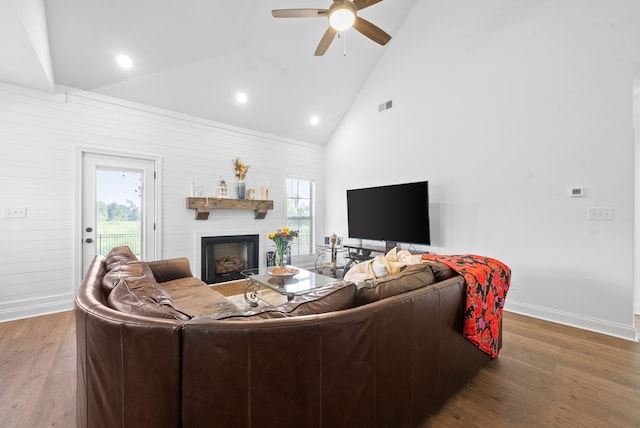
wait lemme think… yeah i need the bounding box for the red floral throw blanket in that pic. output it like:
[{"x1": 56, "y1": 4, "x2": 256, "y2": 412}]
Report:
[{"x1": 421, "y1": 254, "x2": 511, "y2": 358}]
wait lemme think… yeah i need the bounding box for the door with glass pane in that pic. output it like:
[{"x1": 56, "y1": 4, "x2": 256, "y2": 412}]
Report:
[{"x1": 82, "y1": 153, "x2": 156, "y2": 274}]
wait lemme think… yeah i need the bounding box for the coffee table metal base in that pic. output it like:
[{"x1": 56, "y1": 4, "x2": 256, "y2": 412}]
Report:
[
  {"x1": 244, "y1": 278, "x2": 296, "y2": 307},
  {"x1": 244, "y1": 278, "x2": 261, "y2": 307}
]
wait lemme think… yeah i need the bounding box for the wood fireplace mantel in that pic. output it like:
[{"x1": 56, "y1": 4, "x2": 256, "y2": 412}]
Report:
[{"x1": 186, "y1": 197, "x2": 274, "y2": 220}]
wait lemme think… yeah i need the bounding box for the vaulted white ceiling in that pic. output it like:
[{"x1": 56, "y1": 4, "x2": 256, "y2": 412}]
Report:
[{"x1": 0, "y1": 0, "x2": 417, "y2": 145}]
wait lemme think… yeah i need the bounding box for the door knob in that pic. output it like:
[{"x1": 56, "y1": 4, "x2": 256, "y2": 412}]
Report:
[{"x1": 85, "y1": 238, "x2": 93, "y2": 243}]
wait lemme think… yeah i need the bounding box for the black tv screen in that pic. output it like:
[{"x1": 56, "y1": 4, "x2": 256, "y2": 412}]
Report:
[{"x1": 347, "y1": 181, "x2": 430, "y2": 246}]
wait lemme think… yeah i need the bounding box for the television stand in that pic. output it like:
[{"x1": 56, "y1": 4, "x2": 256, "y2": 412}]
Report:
[{"x1": 343, "y1": 244, "x2": 388, "y2": 273}]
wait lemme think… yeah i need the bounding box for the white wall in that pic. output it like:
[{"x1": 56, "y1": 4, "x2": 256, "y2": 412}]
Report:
[
  {"x1": 325, "y1": 0, "x2": 640, "y2": 339},
  {"x1": 0, "y1": 83, "x2": 324, "y2": 321}
]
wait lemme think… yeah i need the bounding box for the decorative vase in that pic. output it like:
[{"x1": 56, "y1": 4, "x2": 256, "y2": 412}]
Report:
[
  {"x1": 237, "y1": 181, "x2": 246, "y2": 199},
  {"x1": 276, "y1": 248, "x2": 285, "y2": 268},
  {"x1": 275, "y1": 243, "x2": 289, "y2": 268}
]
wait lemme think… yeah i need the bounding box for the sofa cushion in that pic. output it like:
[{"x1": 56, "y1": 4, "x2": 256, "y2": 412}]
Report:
[
  {"x1": 105, "y1": 246, "x2": 138, "y2": 271},
  {"x1": 160, "y1": 277, "x2": 239, "y2": 317},
  {"x1": 107, "y1": 275, "x2": 190, "y2": 321},
  {"x1": 426, "y1": 262, "x2": 459, "y2": 282},
  {"x1": 197, "y1": 280, "x2": 356, "y2": 321},
  {"x1": 101, "y1": 260, "x2": 156, "y2": 297},
  {"x1": 147, "y1": 257, "x2": 194, "y2": 283},
  {"x1": 355, "y1": 262, "x2": 435, "y2": 306}
]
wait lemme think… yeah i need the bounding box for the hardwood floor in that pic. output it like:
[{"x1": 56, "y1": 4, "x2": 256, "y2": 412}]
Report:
[
  {"x1": 0, "y1": 311, "x2": 638, "y2": 427},
  {"x1": 424, "y1": 314, "x2": 640, "y2": 427},
  {"x1": 0, "y1": 311, "x2": 75, "y2": 428}
]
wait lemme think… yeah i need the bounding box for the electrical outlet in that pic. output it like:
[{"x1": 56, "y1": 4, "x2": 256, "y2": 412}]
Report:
[
  {"x1": 588, "y1": 207, "x2": 613, "y2": 221},
  {"x1": 3, "y1": 207, "x2": 27, "y2": 218}
]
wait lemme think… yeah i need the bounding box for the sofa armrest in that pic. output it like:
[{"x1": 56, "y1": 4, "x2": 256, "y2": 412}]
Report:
[{"x1": 147, "y1": 258, "x2": 194, "y2": 283}]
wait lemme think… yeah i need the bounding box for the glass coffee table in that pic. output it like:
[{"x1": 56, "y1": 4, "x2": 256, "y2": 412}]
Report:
[{"x1": 241, "y1": 266, "x2": 336, "y2": 307}]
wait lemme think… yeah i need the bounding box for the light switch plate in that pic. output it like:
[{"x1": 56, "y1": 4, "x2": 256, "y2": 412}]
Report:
[{"x1": 3, "y1": 207, "x2": 27, "y2": 218}]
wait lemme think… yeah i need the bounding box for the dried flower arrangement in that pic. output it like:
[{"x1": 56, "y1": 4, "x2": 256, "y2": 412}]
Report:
[{"x1": 233, "y1": 158, "x2": 249, "y2": 181}]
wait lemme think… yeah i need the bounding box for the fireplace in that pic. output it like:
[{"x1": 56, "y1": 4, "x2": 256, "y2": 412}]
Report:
[{"x1": 201, "y1": 234, "x2": 259, "y2": 284}]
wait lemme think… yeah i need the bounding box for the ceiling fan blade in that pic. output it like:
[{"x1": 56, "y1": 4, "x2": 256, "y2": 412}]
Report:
[
  {"x1": 353, "y1": 0, "x2": 384, "y2": 11},
  {"x1": 314, "y1": 26, "x2": 338, "y2": 56},
  {"x1": 272, "y1": 9, "x2": 327, "y2": 18},
  {"x1": 352, "y1": 16, "x2": 391, "y2": 46}
]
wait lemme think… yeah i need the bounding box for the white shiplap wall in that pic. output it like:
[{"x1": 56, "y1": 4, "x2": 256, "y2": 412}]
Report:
[{"x1": 0, "y1": 82, "x2": 324, "y2": 321}]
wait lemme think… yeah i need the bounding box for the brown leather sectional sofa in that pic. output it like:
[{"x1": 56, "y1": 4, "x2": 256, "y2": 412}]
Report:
[{"x1": 75, "y1": 247, "x2": 497, "y2": 428}]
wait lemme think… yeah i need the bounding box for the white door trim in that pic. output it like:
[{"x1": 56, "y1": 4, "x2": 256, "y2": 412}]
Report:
[{"x1": 74, "y1": 146, "x2": 162, "y2": 292}]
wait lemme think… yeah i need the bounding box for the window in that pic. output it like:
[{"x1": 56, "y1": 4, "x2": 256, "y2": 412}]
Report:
[{"x1": 286, "y1": 177, "x2": 314, "y2": 256}]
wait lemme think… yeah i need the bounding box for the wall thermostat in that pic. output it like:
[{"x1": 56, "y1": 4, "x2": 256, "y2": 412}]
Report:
[{"x1": 568, "y1": 186, "x2": 586, "y2": 197}]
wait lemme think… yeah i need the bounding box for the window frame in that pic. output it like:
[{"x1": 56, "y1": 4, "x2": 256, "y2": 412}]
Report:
[{"x1": 285, "y1": 176, "x2": 315, "y2": 258}]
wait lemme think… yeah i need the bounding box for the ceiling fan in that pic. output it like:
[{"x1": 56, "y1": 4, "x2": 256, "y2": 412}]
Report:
[{"x1": 272, "y1": 0, "x2": 392, "y2": 56}]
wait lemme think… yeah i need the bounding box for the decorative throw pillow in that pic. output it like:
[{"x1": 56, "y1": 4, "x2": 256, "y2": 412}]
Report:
[
  {"x1": 344, "y1": 248, "x2": 419, "y2": 283},
  {"x1": 371, "y1": 256, "x2": 391, "y2": 278}
]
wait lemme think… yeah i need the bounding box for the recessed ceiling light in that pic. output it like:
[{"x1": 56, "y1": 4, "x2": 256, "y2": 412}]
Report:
[
  {"x1": 116, "y1": 54, "x2": 133, "y2": 69},
  {"x1": 310, "y1": 115, "x2": 320, "y2": 126},
  {"x1": 236, "y1": 92, "x2": 248, "y2": 104}
]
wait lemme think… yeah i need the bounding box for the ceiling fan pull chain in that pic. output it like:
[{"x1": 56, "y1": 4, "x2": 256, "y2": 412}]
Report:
[{"x1": 343, "y1": 31, "x2": 348, "y2": 56}]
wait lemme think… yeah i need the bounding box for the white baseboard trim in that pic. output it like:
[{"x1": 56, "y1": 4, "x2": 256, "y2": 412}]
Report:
[
  {"x1": 505, "y1": 300, "x2": 638, "y2": 342},
  {"x1": 0, "y1": 294, "x2": 74, "y2": 323}
]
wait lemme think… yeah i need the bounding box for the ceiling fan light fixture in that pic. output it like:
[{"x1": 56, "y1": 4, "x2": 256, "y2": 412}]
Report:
[
  {"x1": 271, "y1": 0, "x2": 391, "y2": 55},
  {"x1": 328, "y1": 1, "x2": 356, "y2": 31}
]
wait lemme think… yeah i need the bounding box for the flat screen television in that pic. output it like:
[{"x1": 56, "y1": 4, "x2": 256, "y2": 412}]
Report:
[{"x1": 347, "y1": 181, "x2": 430, "y2": 249}]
